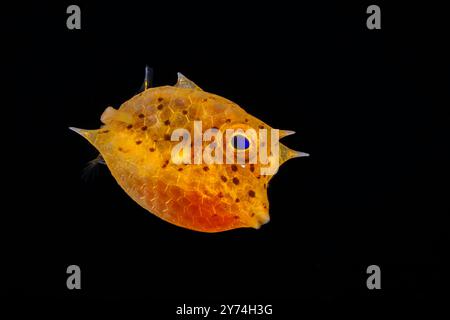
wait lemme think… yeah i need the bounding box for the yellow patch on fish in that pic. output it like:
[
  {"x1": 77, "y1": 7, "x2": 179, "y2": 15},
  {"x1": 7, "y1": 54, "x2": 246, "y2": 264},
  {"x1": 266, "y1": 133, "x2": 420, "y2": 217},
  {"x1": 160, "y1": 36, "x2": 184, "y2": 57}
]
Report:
[{"x1": 70, "y1": 73, "x2": 308, "y2": 232}]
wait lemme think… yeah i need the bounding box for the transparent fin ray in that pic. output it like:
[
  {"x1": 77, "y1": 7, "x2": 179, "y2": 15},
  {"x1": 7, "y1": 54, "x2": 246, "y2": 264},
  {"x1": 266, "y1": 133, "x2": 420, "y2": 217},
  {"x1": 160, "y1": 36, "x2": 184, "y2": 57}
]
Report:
[
  {"x1": 175, "y1": 72, "x2": 203, "y2": 90},
  {"x1": 139, "y1": 65, "x2": 153, "y2": 92}
]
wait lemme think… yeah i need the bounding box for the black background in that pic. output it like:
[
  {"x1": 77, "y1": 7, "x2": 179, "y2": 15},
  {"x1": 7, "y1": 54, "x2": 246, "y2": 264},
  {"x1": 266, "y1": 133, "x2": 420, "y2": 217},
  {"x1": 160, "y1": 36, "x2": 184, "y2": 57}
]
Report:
[{"x1": 4, "y1": 0, "x2": 449, "y2": 313}]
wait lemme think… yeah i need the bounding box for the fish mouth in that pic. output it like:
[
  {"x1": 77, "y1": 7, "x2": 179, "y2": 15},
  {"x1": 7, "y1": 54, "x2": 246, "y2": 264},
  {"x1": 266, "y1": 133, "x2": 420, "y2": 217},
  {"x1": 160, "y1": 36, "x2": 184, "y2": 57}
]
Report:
[{"x1": 251, "y1": 211, "x2": 270, "y2": 229}]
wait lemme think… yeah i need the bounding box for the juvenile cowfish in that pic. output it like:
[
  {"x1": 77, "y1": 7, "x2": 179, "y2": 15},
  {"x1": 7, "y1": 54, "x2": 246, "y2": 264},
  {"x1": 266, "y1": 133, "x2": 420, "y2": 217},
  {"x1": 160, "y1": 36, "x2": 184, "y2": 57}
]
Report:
[{"x1": 70, "y1": 72, "x2": 308, "y2": 232}]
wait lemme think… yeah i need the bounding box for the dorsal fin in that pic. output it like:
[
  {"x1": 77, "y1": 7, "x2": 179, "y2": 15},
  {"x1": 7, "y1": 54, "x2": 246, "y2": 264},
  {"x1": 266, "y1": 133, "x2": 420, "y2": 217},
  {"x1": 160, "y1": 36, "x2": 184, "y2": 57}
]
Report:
[
  {"x1": 175, "y1": 72, "x2": 203, "y2": 90},
  {"x1": 139, "y1": 65, "x2": 153, "y2": 92}
]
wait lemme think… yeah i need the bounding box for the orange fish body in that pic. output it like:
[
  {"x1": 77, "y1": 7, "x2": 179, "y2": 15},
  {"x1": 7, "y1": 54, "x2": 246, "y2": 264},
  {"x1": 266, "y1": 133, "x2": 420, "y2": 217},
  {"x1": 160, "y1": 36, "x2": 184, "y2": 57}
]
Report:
[{"x1": 71, "y1": 73, "x2": 308, "y2": 232}]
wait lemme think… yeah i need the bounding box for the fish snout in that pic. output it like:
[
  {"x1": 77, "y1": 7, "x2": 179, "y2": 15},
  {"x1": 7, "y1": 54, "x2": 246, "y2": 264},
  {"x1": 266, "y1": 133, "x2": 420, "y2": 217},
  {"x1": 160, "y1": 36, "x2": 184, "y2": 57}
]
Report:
[{"x1": 251, "y1": 210, "x2": 270, "y2": 229}]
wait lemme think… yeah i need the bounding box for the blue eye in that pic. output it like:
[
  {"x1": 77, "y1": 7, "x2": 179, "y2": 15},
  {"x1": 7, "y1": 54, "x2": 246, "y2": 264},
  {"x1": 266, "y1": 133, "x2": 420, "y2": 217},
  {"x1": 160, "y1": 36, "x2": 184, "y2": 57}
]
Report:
[{"x1": 232, "y1": 135, "x2": 250, "y2": 150}]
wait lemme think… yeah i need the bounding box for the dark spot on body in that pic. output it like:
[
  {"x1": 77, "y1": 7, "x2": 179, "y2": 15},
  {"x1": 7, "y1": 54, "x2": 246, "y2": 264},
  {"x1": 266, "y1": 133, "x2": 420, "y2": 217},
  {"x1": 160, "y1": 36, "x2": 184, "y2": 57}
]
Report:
[
  {"x1": 178, "y1": 168, "x2": 183, "y2": 171},
  {"x1": 203, "y1": 98, "x2": 208, "y2": 102},
  {"x1": 220, "y1": 176, "x2": 227, "y2": 182},
  {"x1": 248, "y1": 190, "x2": 256, "y2": 197},
  {"x1": 232, "y1": 177, "x2": 239, "y2": 185},
  {"x1": 245, "y1": 118, "x2": 249, "y2": 122},
  {"x1": 250, "y1": 213, "x2": 255, "y2": 217},
  {"x1": 127, "y1": 124, "x2": 133, "y2": 129},
  {"x1": 233, "y1": 215, "x2": 239, "y2": 219},
  {"x1": 141, "y1": 126, "x2": 148, "y2": 131},
  {"x1": 118, "y1": 147, "x2": 123, "y2": 152},
  {"x1": 158, "y1": 97, "x2": 164, "y2": 102},
  {"x1": 175, "y1": 98, "x2": 185, "y2": 106},
  {"x1": 250, "y1": 164, "x2": 255, "y2": 172},
  {"x1": 164, "y1": 120, "x2": 170, "y2": 126},
  {"x1": 162, "y1": 159, "x2": 169, "y2": 168},
  {"x1": 217, "y1": 192, "x2": 224, "y2": 198},
  {"x1": 149, "y1": 147, "x2": 155, "y2": 152},
  {"x1": 164, "y1": 134, "x2": 171, "y2": 140},
  {"x1": 138, "y1": 113, "x2": 145, "y2": 118},
  {"x1": 100, "y1": 130, "x2": 109, "y2": 134},
  {"x1": 136, "y1": 140, "x2": 142, "y2": 145},
  {"x1": 203, "y1": 166, "x2": 209, "y2": 171},
  {"x1": 259, "y1": 125, "x2": 264, "y2": 129},
  {"x1": 157, "y1": 104, "x2": 163, "y2": 110},
  {"x1": 226, "y1": 119, "x2": 231, "y2": 123},
  {"x1": 231, "y1": 164, "x2": 238, "y2": 172},
  {"x1": 182, "y1": 110, "x2": 188, "y2": 115},
  {"x1": 235, "y1": 198, "x2": 240, "y2": 203},
  {"x1": 264, "y1": 183, "x2": 267, "y2": 189}
]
